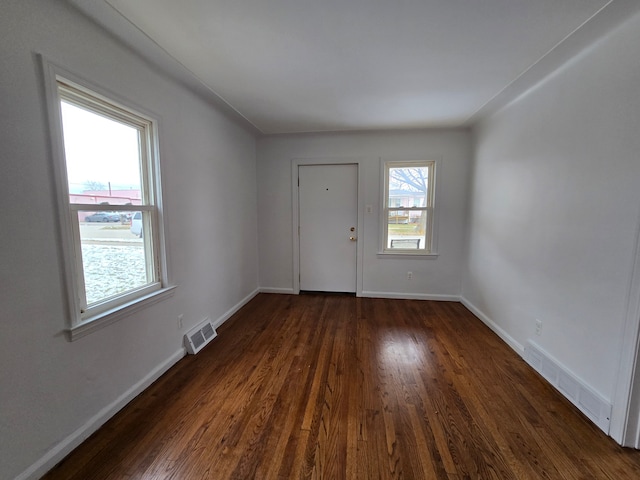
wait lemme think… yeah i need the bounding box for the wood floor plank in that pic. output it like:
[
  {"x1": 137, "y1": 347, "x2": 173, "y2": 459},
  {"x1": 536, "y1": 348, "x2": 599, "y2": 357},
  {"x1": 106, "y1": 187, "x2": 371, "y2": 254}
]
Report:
[{"x1": 42, "y1": 294, "x2": 640, "y2": 479}]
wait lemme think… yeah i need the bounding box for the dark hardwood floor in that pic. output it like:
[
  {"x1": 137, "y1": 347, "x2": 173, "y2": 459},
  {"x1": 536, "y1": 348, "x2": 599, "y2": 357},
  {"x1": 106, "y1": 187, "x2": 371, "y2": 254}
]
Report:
[{"x1": 43, "y1": 293, "x2": 640, "y2": 479}]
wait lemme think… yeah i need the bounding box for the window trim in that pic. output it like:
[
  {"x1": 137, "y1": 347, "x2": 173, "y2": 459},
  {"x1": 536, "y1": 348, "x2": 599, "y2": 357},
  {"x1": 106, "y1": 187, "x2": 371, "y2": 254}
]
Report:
[
  {"x1": 40, "y1": 55, "x2": 173, "y2": 340},
  {"x1": 379, "y1": 159, "x2": 438, "y2": 257}
]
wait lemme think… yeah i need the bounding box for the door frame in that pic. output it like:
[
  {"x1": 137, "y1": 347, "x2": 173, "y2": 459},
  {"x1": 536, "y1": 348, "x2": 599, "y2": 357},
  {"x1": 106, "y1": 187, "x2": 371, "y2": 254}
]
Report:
[
  {"x1": 610, "y1": 207, "x2": 640, "y2": 447},
  {"x1": 291, "y1": 158, "x2": 364, "y2": 296}
]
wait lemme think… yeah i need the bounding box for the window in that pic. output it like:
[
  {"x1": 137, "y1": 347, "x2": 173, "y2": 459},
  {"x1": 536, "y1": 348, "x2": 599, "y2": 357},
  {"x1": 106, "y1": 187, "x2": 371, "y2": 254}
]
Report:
[
  {"x1": 382, "y1": 160, "x2": 436, "y2": 254},
  {"x1": 43, "y1": 64, "x2": 172, "y2": 339}
]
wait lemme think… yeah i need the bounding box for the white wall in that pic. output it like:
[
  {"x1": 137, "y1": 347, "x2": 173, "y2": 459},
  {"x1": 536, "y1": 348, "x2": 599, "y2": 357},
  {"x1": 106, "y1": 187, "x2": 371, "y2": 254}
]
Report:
[
  {"x1": 0, "y1": 1, "x2": 258, "y2": 478},
  {"x1": 7, "y1": 1, "x2": 640, "y2": 476},
  {"x1": 463, "y1": 9, "x2": 640, "y2": 414},
  {"x1": 257, "y1": 130, "x2": 471, "y2": 298}
]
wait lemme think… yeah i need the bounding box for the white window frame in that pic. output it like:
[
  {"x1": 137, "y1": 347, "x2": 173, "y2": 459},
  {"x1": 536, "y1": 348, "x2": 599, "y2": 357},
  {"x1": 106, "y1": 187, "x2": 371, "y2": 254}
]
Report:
[
  {"x1": 381, "y1": 160, "x2": 437, "y2": 256},
  {"x1": 41, "y1": 56, "x2": 174, "y2": 340}
]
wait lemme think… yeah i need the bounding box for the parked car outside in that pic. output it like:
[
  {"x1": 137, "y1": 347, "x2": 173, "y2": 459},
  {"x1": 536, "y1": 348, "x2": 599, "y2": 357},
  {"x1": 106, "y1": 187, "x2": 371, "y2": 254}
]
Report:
[
  {"x1": 130, "y1": 212, "x2": 143, "y2": 237},
  {"x1": 85, "y1": 212, "x2": 120, "y2": 222}
]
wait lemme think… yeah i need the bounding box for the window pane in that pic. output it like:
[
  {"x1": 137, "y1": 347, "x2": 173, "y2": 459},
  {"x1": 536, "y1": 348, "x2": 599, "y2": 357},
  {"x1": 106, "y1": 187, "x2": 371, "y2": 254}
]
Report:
[
  {"x1": 60, "y1": 101, "x2": 143, "y2": 206},
  {"x1": 388, "y1": 166, "x2": 428, "y2": 208},
  {"x1": 78, "y1": 210, "x2": 150, "y2": 305},
  {"x1": 387, "y1": 210, "x2": 427, "y2": 250}
]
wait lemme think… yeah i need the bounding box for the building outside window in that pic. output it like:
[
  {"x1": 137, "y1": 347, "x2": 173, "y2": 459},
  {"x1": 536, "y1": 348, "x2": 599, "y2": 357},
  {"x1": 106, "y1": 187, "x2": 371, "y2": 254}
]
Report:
[
  {"x1": 383, "y1": 160, "x2": 436, "y2": 254},
  {"x1": 43, "y1": 60, "x2": 172, "y2": 339}
]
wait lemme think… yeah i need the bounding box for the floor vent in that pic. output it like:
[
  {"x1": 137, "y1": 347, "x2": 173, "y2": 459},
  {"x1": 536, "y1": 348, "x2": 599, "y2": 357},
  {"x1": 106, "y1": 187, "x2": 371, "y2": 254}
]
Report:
[
  {"x1": 184, "y1": 318, "x2": 217, "y2": 354},
  {"x1": 525, "y1": 341, "x2": 611, "y2": 433}
]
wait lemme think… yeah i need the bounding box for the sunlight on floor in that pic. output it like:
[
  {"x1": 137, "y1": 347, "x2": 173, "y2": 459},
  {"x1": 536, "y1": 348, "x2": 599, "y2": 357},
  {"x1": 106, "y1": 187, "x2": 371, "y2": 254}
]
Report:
[{"x1": 379, "y1": 331, "x2": 425, "y2": 367}]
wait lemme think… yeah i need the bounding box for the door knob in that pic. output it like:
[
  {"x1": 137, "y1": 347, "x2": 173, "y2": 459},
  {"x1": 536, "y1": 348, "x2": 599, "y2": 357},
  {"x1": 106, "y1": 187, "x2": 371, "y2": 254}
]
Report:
[{"x1": 349, "y1": 236, "x2": 357, "y2": 241}]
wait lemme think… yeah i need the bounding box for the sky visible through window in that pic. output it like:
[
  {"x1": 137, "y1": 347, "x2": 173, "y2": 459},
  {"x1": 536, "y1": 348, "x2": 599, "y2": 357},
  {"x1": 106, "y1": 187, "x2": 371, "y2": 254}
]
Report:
[
  {"x1": 59, "y1": 99, "x2": 150, "y2": 308},
  {"x1": 60, "y1": 101, "x2": 142, "y2": 194}
]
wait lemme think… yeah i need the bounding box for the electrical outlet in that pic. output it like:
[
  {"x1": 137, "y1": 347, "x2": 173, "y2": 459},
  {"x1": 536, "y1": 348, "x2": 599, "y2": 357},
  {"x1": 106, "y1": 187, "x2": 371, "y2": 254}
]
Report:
[
  {"x1": 535, "y1": 319, "x2": 542, "y2": 336},
  {"x1": 178, "y1": 314, "x2": 184, "y2": 330},
  {"x1": 366, "y1": 204, "x2": 373, "y2": 214},
  {"x1": 407, "y1": 271, "x2": 413, "y2": 280}
]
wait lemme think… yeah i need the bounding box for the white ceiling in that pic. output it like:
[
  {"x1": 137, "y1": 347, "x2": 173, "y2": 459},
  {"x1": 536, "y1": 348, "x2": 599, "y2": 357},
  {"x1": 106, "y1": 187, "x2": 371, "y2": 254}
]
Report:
[{"x1": 70, "y1": 0, "x2": 629, "y2": 134}]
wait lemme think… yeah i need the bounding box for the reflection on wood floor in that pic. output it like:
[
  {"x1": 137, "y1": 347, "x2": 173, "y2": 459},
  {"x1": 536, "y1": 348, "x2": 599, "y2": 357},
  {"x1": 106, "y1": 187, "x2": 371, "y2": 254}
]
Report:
[{"x1": 43, "y1": 293, "x2": 640, "y2": 479}]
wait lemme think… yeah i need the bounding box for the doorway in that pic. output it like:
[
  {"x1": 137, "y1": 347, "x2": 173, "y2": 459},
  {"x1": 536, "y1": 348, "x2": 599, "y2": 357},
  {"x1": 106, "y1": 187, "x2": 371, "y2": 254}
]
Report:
[{"x1": 297, "y1": 164, "x2": 358, "y2": 293}]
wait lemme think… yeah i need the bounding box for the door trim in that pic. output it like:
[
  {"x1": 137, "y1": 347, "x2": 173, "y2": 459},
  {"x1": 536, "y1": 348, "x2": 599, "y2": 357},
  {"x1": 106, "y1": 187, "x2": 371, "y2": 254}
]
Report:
[
  {"x1": 292, "y1": 158, "x2": 364, "y2": 296},
  {"x1": 610, "y1": 206, "x2": 640, "y2": 447}
]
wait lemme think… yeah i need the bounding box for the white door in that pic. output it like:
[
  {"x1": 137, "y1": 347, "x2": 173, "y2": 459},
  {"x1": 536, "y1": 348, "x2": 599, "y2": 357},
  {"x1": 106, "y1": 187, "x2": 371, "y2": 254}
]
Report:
[{"x1": 299, "y1": 164, "x2": 358, "y2": 293}]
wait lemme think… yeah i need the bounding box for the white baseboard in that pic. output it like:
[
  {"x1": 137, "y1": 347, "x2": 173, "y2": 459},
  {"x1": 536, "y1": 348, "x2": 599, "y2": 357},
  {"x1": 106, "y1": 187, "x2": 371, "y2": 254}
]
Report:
[
  {"x1": 259, "y1": 287, "x2": 295, "y2": 295},
  {"x1": 360, "y1": 291, "x2": 460, "y2": 302},
  {"x1": 459, "y1": 297, "x2": 525, "y2": 356},
  {"x1": 459, "y1": 296, "x2": 612, "y2": 434},
  {"x1": 525, "y1": 341, "x2": 612, "y2": 433},
  {"x1": 19, "y1": 288, "x2": 262, "y2": 480},
  {"x1": 258, "y1": 288, "x2": 458, "y2": 301},
  {"x1": 211, "y1": 288, "x2": 260, "y2": 329},
  {"x1": 17, "y1": 348, "x2": 185, "y2": 480}
]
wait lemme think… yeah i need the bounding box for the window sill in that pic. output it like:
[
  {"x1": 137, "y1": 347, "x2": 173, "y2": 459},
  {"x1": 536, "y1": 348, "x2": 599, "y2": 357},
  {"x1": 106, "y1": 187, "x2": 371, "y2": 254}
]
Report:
[
  {"x1": 67, "y1": 285, "x2": 177, "y2": 341},
  {"x1": 377, "y1": 252, "x2": 440, "y2": 259}
]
